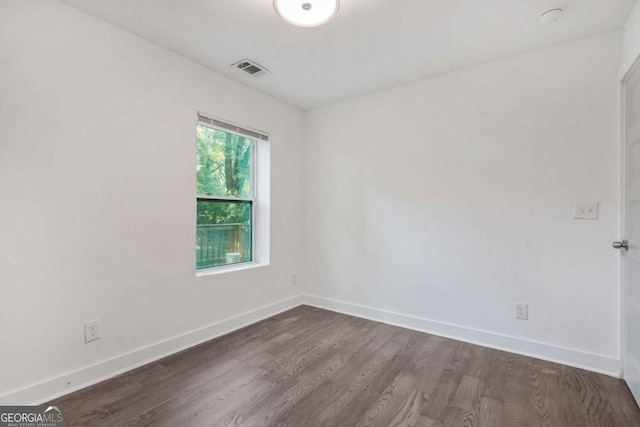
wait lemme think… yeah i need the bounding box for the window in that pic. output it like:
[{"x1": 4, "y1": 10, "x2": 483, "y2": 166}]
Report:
[{"x1": 196, "y1": 115, "x2": 264, "y2": 271}]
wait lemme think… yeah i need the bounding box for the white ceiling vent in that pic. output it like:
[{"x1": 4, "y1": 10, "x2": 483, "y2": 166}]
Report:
[{"x1": 231, "y1": 59, "x2": 270, "y2": 77}]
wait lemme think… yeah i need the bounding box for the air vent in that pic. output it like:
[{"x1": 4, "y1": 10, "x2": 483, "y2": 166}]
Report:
[{"x1": 231, "y1": 59, "x2": 270, "y2": 77}]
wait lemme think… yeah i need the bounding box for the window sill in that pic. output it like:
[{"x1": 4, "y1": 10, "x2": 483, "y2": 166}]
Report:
[{"x1": 196, "y1": 261, "x2": 269, "y2": 277}]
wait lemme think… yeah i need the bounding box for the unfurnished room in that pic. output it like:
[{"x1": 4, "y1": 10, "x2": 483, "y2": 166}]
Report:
[{"x1": 2, "y1": 0, "x2": 640, "y2": 426}]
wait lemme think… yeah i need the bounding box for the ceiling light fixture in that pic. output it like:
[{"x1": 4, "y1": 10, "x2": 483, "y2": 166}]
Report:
[{"x1": 274, "y1": 0, "x2": 339, "y2": 27}]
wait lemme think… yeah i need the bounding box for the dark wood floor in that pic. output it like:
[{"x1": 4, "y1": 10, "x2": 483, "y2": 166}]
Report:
[{"x1": 53, "y1": 305, "x2": 640, "y2": 426}]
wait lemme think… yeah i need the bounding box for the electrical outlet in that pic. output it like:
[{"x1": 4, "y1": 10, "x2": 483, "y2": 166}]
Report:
[
  {"x1": 515, "y1": 303, "x2": 528, "y2": 320},
  {"x1": 291, "y1": 273, "x2": 298, "y2": 286},
  {"x1": 85, "y1": 320, "x2": 100, "y2": 343}
]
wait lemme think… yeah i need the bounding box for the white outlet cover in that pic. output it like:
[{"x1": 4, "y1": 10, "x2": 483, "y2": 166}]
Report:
[
  {"x1": 85, "y1": 320, "x2": 100, "y2": 343},
  {"x1": 515, "y1": 303, "x2": 528, "y2": 320},
  {"x1": 573, "y1": 202, "x2": 598, "y2": 220}
]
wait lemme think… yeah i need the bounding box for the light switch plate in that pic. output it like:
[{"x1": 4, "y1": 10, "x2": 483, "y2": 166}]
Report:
[{"x1": 574, "y1": 202, "x2": 598, "y2": 220}]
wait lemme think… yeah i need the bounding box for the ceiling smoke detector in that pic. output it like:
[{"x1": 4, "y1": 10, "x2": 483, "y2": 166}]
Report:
[
  {"x1": 274, "y1": 0, "x2": 339, "y2": 27},
  {"x1": 539, "y1": 8, "x2": 563, "y2": 24},
  {"x1": 231, "y1": 59, "x2": 270, "y2": 77}
]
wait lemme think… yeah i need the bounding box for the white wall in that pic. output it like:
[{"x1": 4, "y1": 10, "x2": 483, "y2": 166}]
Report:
[
  {"x1": 0, "y1": 0, "x2": 303, "y2": 401},
  {"x1": 623, "y1": 0, "x2": 640, "y2": 76},
  {"x1": 303, "y1": 31, "x2": 622, "y2": 374}
]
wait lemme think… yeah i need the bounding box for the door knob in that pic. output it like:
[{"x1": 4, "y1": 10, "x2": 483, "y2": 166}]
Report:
[{"x1": 613, "y1": 240, "x2": 629, "y2": 251}]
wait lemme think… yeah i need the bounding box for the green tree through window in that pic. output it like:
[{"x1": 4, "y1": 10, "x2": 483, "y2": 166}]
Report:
[{"x1": 196, "y1": 124, "x2": 253, "y2": 270}]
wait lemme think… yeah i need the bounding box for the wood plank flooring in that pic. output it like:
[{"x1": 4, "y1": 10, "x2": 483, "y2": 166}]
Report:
[{"x1": 52, "y1": 305, "x2": 640, "y2": 426}]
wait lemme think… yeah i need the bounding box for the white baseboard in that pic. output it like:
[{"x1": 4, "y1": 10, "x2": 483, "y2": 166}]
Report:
[
  {"x1": 0, "y1": 292, "x2": 621, "y2": 405},
  {"x1": 303, "y1": 295, "x2": 620, "y2": 378},
  {"x1": 0, "y1": 295, "x2": 305, "y2": 405}
]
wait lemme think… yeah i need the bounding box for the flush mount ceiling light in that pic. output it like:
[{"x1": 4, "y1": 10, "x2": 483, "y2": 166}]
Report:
[
  {"x1": 274, "y1": 0, "x2": 339, "y2": 27},
  {"x1": 539, "y1": 8, "x2": 563, "y2": 24}
]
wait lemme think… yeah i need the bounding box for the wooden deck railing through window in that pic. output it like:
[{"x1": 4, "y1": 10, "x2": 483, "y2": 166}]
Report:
[{"x1": 196, "y1": 224, "x2": 251, "y2": 269}]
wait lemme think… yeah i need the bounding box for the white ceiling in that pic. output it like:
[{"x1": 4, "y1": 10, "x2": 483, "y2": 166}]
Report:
[{"x1": 59, "y1": 0, "x2": 636, "y2": 110}]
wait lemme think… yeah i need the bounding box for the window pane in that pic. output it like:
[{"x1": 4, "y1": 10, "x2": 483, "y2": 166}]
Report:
[
  {"x1": 196, "y1": 124, "x2": 252, "y2": 197},
  {"x1": 196, "y1": 200, "x2": 252, "y2": 270}
]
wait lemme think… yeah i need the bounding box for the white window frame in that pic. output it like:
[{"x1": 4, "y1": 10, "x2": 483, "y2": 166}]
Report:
[{"x1": 195, "y1": 113, "x2": 269, "y2": 276}]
